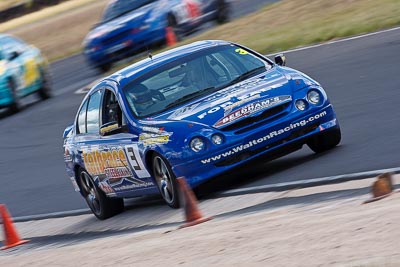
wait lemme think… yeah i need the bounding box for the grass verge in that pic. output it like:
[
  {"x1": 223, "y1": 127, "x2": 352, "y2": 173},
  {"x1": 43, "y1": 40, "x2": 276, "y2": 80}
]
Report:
[
  {"x1": 179, "y1": 0, "x2": 400, "y2": 55},
  {"x1": 5, "y1": 0, "x2": 400, "y2": 64}
]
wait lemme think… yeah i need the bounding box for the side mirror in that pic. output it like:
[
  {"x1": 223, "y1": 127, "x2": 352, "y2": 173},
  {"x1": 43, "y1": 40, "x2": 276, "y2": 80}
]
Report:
[
  {"x1": 9, "y1": 51, "x2": 20, "y2": 61},
  {"x1": 100, "y1": 122, "x2": 128, "y2": 136},
  {"x1": 274, "y1": 54, "x2": 286, "y2": 66},
  {"x1": 63, "y1": 124, "x2": 74, "y2": 139}
]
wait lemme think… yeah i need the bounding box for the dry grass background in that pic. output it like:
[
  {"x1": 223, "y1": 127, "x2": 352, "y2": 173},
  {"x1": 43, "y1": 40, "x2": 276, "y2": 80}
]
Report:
[
  {"x1": 0, "y1": 0, "x2": 21, "y2": 10},
  {"x1": 182, "y1": 0, "x2": 400, "y2": 54},
  {"x1": 4, "y1": 0, "x2": 107, "y2": 60},
  {"x1": 3, "y1": 0, "x2": 400, "y2": 62}
]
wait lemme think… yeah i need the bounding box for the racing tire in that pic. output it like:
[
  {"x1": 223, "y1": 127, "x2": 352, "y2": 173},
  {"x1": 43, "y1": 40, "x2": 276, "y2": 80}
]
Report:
[
  {"x1": 37, "y1": 69, "x2": 52, "y2": 100},
  {"x1": 78, "y1": 169, "x2": 124, "y2": 220},
  {"x1": 215, "y1": 0, "x2": 230, "y2": 24},
  {"x1": 97, "y1": 63, "x2": 112, "y2": 73},
  {"x1": 8, "y1": 79, "x2": 21, "y2": 113},
  {"x1": 307, "y1": 128, "x2": 341, "y2": 153},
  {"x1": 151, "y1": 153, "x2": 180, "y2": 209}
]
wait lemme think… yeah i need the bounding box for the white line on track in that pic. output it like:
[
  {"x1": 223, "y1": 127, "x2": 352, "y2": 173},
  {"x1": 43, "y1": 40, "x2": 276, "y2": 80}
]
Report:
[
  {"x1": 13, "y1": 167, "x2": 400, "y2": 222},
  {"x1": 219, "y1": 167, "x2": 400, "y2": 197},
  {"x1": 267, "y1": 26, "x2": 400, "y2": 56}
]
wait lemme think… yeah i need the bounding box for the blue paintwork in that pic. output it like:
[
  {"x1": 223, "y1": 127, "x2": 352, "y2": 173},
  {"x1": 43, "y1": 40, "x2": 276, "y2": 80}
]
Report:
[
  {"x1": 0, "y1": 34, "x2": 48, "y2": 108},
  {"x1": 83, "y1": 0, "x2": 229, "y2": 68},
  {"x1": 64, "y1": 40, "x2": 340, "y2": 200}
]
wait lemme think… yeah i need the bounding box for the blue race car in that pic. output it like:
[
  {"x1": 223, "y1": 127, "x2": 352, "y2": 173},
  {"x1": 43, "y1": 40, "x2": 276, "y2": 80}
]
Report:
[
  {"x1": 63, "y1": 40, "x2": 341, "y2": 219},
  {"x1": 83, "y1": 0, "x2": 230, "y2": 71},
  {"x1": 0, "y1": 34, "x2": 51, "y2": 113}
]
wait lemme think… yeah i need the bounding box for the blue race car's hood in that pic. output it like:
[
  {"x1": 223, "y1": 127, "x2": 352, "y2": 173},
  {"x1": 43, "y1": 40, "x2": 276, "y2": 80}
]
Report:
[
  {"x1": 156, "y1": 68, "x2": 312, "y2": 128},
  {"x1": 86, "y1": 2, "x2": 156, "y2": 43}
]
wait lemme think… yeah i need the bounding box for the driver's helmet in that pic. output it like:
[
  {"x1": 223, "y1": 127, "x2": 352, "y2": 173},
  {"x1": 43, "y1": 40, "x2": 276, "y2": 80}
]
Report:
[{"x1": 127, "y1": 84, "x2": 153, "y2": 114}]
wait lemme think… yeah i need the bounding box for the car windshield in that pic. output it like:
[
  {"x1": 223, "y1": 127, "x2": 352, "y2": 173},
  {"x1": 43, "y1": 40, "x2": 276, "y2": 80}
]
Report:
[
  {"x1": 123, "y1": 44, "x2": 273, "y2": 118},
  {"x1": 102, "y1": 0, "x2": 156, "y2": 22}
]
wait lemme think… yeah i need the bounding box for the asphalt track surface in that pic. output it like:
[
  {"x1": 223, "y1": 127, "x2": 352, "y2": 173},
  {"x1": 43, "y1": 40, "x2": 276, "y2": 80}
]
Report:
[{"x1": 1, "y1": 23, "x2": 399, "y2": 217}]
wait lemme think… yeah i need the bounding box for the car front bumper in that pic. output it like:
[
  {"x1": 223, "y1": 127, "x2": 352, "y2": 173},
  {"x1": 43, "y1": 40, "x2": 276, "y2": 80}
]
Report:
[{"x1": 171, "y1": 104, "x2": 339, "y2": 187}]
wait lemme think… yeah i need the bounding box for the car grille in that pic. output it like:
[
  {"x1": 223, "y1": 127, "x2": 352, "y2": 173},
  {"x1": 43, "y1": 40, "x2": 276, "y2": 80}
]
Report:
[
  {"x1": 102, "y1": 30, "x2": 131, "y2": 46},
  {"x1": 220, "y1": 102, "x2": 291, "y2": 134},
  {"x1": 215, "y1": 122, "x2": 319, "y2": 167}
]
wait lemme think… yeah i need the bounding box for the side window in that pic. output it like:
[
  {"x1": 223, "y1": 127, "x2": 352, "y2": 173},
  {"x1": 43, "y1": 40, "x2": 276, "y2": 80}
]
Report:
[
  {"x1": 2, "y1": 36, "x2": 26, "y2": 58},
  {"x1": 77, "y1": 99, "x2": 88, "y2": 134},
  {"x1": 102, "y1": 89, "x2": 124, "y2": 127},
  {"x1": 86, "y1": 90, "x2": 102, "y2": 134}
]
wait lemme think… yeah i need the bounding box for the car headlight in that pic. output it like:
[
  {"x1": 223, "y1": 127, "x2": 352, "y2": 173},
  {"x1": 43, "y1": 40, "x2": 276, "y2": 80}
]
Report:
[
  {"x1": 0, "y1": 60, "x2": 6, "y2": 76},
  {"x1": 190, "y1": 137, "x2": 205, "y2": 152},
  {"x1": 295, "y1": 99, "x2": 307, "y2": 111},
  {"x1": 211, "y1": 134, "x2": 223, "y2": 145},
  {"x1": 307, "y1": 90, "x2": 321, "y2": 105}
]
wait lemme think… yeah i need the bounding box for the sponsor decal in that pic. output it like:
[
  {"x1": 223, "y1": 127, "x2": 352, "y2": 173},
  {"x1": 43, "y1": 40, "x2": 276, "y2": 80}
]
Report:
[
  {"x1": 139, "y1": 133, "x2": 171, "y2": 145},
  {"x1": 139, "y1": 127, "x2": 173, "y2": 146},
  {"x1": 100, "y1": 123, "x2": 119, "y2": 135},
  {"x1": 235, "y1": 48, "x2": 249, "y2": 55},
  {"x1": 142, "y1": 126, "x2": 165, "y2": 134},
  {"x1": 99, "y1": 181, "x2": 115, "y2": 194},
  {"x1": 223, "y1": 94, "x2": 260, "y2": 113},
  {"x1": 214, "y1": 95, "x2": 292, "y2": 127},
  {"x1": 113, "y1": 182, "x2": 154, "y2": 192},
  {"x1": 168, "y1": 103, "x2": 201, "y2": 119},
  {"x1": 82, "y1": 144, "x2": 151, "y2": 187},
  {"x1": 201, "y1": 111, "x2": 328, "y2": 164},
  {"x1": 83, "y1": 148, "x2": 130, "y2": 179},
  {"x1": 199, "y1": 77, "x2": 287, "y2": 120}
]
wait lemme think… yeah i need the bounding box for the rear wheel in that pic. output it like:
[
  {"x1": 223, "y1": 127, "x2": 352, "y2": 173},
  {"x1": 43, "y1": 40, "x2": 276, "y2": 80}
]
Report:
[
  {"x1": 215, "y1": 0, "x2": 230, "y2": 24},
  {"x1": 307, "y1": 128, "x2": 341, "y2": 153},
  {"x1": 37, "y1": 69, "x2": 52, "y2": 100},
  {"x1": 8, "y1": 79, "x2": 21, "y2": 113},
  {"x1": 152, "y1": 153, "x2": 180, "y2": 208},
  {"x1": 79, "y1": 169, "x2": 124, "y2": 220}
]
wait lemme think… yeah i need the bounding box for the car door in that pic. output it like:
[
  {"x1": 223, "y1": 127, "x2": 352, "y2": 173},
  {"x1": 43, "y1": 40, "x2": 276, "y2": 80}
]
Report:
[{"x1": 82, "y1": 88, "x2": 156, "y2": 196}]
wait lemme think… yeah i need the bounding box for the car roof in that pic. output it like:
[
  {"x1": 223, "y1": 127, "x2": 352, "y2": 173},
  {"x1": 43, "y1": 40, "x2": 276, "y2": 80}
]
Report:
[{"x1": 107, "y1": 40, "x2": 232, "y2": 87}]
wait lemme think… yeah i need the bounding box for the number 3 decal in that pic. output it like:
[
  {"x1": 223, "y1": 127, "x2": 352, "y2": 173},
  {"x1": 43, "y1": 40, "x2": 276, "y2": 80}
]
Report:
[
  {"x1": 124, "y1": 144, "x2": 150, "y2": 178},
  {"x1": 235, "y1": 48, "x2": 249, "y2": 55}
]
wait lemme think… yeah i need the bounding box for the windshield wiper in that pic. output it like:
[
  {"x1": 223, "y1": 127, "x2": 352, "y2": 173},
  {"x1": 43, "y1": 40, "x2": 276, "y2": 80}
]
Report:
[
  {"x1": 164, "y1": 87, "x2": 216, "y2": 110},
  {"x1": 221, "y1": 66, "x2": 267, "y2": 90}
]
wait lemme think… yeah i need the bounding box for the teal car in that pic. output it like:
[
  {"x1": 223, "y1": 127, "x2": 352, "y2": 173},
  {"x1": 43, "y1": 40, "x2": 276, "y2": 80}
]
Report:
[{"x1": 0, "y1": 34, "x2": 51, "y2": 112}]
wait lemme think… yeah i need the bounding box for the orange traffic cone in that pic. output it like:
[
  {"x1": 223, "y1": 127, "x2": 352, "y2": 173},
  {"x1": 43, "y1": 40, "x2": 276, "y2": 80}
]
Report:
[
  {"x1": 166, "y1": 26, "x2": 177, "y2": 47},
  {"x1": 177, "y1": 177, "x2": 213, "y2": 228},
  {"x1": 0, "y1": 204, "x2": 29, "y2": 250},
  {"x1": 364, "y1": 173, "x2": 394, "y2": 204}
]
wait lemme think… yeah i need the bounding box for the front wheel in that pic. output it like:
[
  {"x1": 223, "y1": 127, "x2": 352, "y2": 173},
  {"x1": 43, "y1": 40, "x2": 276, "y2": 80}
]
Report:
[
  {"x1": 79, "y1": 169, "x2": 124, "y2": 220},
  {"x1": 152, "y1": 153, "x2": 180, "y2": 208},
  {"x1": 307, "y1": 128, "x2": 341, "y2": 153}
]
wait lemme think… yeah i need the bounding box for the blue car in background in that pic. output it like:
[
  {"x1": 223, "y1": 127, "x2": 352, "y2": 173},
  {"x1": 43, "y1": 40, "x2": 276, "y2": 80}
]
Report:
[
  {"x1": 64, "y1": 40, "x2": 341, "y2": 219},
  {"x1": 0, "y1": 34, "x2": 51, "y2": 113},
  {"x1": 83, "y1": 0, "x2": 230, "y2": 71}
]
